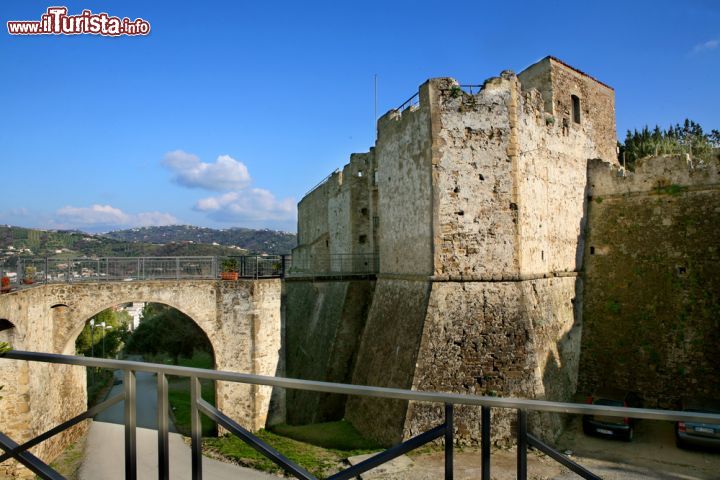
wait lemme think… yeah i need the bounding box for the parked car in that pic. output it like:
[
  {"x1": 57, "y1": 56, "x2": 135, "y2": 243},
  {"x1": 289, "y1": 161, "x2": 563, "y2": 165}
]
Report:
[
  {"x1": 676, "y1": 398, "x2": 720, "y2": 450},
  {"x1": 583, "y1": 389, "x2": 641, "y2": 441}
]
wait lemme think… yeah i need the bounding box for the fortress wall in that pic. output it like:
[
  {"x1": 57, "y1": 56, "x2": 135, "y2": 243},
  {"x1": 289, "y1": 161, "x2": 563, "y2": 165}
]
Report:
[
  {"x1": 284, "y1": 279, "x2": 374, "y2": 424},
  {"x1": 346, "y1": 278, "x2": 431, "y2": 446},
  {"x1": 375, "y1": 83, "x2": 434, "y2": 276},
  {"x1": 293, "y1": 173, "x2": 334, "y2": 271},
  {"x1": 291, "y1": 59, "x2": 620, "y2": 446},
  {"x1": 519, "y1": 57, "x2": 617, "y2": 163},
  {"x1": 579, "y1": 156, "x2": 720, "y2": 408},
  {"x1": 407, "y1": 276, "x2": 581, "y2": 443},
  {"x1": 430, "y1": 76, "x2": 518, "y2": 278},
  {"x1": 346, "y1": 152, "x2": 374, "y2": 257}
]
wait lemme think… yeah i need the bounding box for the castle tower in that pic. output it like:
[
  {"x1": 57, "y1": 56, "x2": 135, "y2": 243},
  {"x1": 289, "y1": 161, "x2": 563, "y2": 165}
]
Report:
[{"x1": 287, "y1": 57, "x2": 617, "y2": 444}]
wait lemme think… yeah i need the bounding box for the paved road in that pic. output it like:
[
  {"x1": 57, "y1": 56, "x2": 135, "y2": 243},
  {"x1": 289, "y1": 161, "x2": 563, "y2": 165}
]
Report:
[
  {"x1": 79, "y1": 422, "x2": 278, "y2": 480},
  {"x1": 94, "y1": 370, "x2": 177, "y2": 432},
  {"x1": 81, "y1": 370, "x2": 278, "y2": 479}
]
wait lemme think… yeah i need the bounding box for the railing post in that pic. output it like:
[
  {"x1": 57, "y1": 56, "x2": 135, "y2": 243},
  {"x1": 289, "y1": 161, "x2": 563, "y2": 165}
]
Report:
[
  {"x1": 157, "y1": 373, "x2": 169, "y2": 480},
  {"x1": 176, "y1": 257, "x2": 180, "y2": 281},
  {"x1": 517, "y1": 409, "x2": 527, "y2": 480},
  {"x1": 45, "y1": 257, "x2": 48, "y2": 284},
  {"x1": 190, "y1": 376, "x2": 202, "y2": 479},
  {"x1": 124, "y1": 370, "x2": 137, "y2": 480},
  {"x1": 481, "y1": 406, "x2": 491, "y2": 480},
  {"x1": 445, "y1": 403, "x2": 453, "y2": 480}
]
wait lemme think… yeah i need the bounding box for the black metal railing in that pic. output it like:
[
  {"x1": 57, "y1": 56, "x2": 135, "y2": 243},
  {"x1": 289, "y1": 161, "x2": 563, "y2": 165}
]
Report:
[
  {"x1": 2, "y1": 350, "x2": 720, "y2": 480},
  {"x1": 286, "y1": 253, "x2": 378, "y2": 277},
  {"x1": 0, "y1": 255, "x2": 291, "y2": 289},
  {"x1": 395, "y1": 91, "x2": 419, "y2": 111}
]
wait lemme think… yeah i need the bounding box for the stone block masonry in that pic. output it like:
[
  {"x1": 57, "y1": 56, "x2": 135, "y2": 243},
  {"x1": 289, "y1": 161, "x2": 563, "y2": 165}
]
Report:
[
  {"x1": 0, "y1": 279, "x2": 281, "y2": 478},
  {"x1": 290, "y1": 56, "x2": 617, "y2": 445},
  {"x1": 579, "y1": 155, "x2": 720, "y2": 408}
]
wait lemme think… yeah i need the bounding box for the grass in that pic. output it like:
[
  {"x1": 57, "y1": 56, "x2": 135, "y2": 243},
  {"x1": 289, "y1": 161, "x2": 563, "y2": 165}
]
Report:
[
  {"x1": 41, "y1": 432, "x2": 87, "y2": 480},
  {"x1": 270, "y1": 420, "x2": 380, "y2": 450},
  {"x1": 86, "y1": 369, "x2": 114, "y2": 407},
  {"x1": 167, "y1": 378, "x2": 216, "y2": 436},
  {"x1": 205, "y1": 422, "x2": 381, "y2": 479},
  {"x1": 154, "y1": 349, "x2": 217, "y2": 436}
]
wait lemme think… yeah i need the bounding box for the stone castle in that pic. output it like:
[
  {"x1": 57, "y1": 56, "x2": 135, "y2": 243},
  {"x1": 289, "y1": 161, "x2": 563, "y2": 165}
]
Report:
[
  {"x1": 1, "y1": 55, "x2": 718, "y2": 477},
  {"x1": 286, "y1": 56, "x2": 720, "y2": 444}
]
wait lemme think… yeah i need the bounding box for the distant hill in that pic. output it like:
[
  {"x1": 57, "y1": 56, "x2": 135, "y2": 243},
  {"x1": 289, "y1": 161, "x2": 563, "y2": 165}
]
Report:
[
  {"x1": 103, "y1": 225, "x2": 296, "y2": 255},
  {"x1": 0, "y1": 225, "x2": 296, "y2": 269}
]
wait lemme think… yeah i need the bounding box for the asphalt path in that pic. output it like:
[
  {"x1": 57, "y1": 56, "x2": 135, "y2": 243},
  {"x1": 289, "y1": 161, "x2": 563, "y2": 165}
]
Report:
[
  {"x1": 80, "y1": 369, "x2": 277, "y2": 479},
  {"x1": 94, "y1": 370, "x2": 177, "y2": 432}
]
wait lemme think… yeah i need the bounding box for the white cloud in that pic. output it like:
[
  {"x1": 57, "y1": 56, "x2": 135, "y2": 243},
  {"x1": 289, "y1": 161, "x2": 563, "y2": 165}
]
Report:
[
  {"x1": 692, "y1": 39, "x2": 718, "y2": 53},
  {"x1": 56, "y1": 204, "x2": 178, "y2": 228},
  {"x1": 163, "y1": 150, "x2": 251, "y2": 191},
  {"x1": 194, "y1": 189, "x2": 296, "y2": 223}
]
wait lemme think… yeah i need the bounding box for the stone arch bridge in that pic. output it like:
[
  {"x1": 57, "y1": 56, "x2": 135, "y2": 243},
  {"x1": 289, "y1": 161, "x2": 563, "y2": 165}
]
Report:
[{"x1": 0, "y1": 278, "x2": 282, "y2": 470}]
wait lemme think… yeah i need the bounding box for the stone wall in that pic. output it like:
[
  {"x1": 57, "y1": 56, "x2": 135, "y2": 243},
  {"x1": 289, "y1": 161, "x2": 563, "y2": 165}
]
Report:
[
  {"x1": 293, "y1": 152, "x2": 376, "y2": 273},
  {"x1": 346, "y1": 278, "x2": 431, "y2": 445},
  {"x1": 284, "y1": 279, "x2": 374, "y2": 424},
  {"x1": 0, "y1": 279, "x2": 281, "y2": 478},
  {"x1": 579, "y1": 156, "x2": 720, "y2": 407},
  {"x1": 375, "y1": 84, "x2": 434, "y2": 276},
  {"x1": 291, "y1": 57, "x2": 617, "y2": 446}
]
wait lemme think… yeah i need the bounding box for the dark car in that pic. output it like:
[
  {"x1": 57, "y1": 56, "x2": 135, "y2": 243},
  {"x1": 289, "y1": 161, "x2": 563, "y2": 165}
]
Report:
[
  {"x1": 583, "y1": 389, "x2": 641, "y2": 441},
  {"x1": 676, "y1": 398, "x2": 720, "y2": 450}
]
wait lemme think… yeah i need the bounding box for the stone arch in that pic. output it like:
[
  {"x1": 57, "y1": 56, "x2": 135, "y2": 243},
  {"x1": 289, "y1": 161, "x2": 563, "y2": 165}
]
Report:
[
  {"x1": 0, "y1": 318, "x2": 16, "y2": 344},
  {"x1": 0, "y1": 278, "x2": 281, "y2": 469},
  {"x1": 61, "y1": 298, "x2": 218, "y2": 359}
]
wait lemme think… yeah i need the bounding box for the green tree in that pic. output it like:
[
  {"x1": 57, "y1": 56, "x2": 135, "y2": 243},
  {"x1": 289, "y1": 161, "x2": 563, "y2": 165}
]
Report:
[
  {"x1": 124, "y1": 304, "x2": 212, "y2": 361},
  {"x1": 75, "y1": 308, "x2": 131, "y2": 358},
  {"x1": 620, "y1": 119, "x2": 719, "y2": 169}
]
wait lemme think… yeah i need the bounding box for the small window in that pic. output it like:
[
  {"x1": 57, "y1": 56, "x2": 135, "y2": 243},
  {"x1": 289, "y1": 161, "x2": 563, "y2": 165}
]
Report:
[
  {"x1": 590, "y1": 246, "x2": 595, "y2": 255},
  {"x1": 360, "y1": 208, "x2": 368, "y2": 216},
  {"x1": 359, "y1": 235, "x2": 367, "y2": 244},
  {"x1": 571, "y1": 95, "x2": 581, "y2": 124}
]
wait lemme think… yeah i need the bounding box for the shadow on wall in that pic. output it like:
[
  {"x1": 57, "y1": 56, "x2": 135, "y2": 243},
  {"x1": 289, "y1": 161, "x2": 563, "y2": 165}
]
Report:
[{"x1": 534, "y1": 167, "x2": 591, "y2": 441}]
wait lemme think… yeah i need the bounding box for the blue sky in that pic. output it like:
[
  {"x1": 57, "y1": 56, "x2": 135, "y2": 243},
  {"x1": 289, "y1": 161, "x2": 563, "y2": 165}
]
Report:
[{"x1": 1, "y1": 0, "x2": 718, "y2": 233}]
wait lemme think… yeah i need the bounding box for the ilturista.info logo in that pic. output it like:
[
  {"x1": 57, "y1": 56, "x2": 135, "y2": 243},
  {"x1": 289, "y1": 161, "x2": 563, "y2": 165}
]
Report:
[{"x1": 7, "y1": 6, "x2": 151, "y2": 36}]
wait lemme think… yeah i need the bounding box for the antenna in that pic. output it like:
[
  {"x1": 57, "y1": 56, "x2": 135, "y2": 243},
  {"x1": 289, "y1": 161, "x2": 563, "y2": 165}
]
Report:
[{"x1": 374, "y1": 74, "x2": 378, "y2": 130}]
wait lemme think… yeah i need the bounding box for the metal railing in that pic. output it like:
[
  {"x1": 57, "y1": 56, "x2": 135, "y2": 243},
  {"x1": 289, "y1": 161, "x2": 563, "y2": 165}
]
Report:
[
  {"x1": 303, "y1": 168, "x2": 341, "y2": 198},
  {"x1": 287, "y1": 253, "x2": 378, "y2": 277},
  {"x1": 2, "y1": 350, "x2": 720, "y2": 480},
  {"x1": 395, "y1": 91, "x2": 420, "y2": 111},
  {"x1": 2, "y1": 256, "x2": 290, "y2": 288}
]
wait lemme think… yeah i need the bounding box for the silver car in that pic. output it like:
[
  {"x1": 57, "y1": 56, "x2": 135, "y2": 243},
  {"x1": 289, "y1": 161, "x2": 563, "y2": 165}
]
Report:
[{"x1": 676, "y1": 398, "x2": 720, "y2": 450}]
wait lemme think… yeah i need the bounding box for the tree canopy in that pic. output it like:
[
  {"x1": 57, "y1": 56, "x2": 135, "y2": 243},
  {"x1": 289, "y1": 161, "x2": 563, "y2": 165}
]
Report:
[
  {"x1": 620, "y1": 119, "x2": 720, "y2": 170},
  {"x1": 124, "y1": 303, "x2": 213, "y2": 361},
  {"x1": 75, "y1": 308, "x2": 131, "y2": 358}
]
